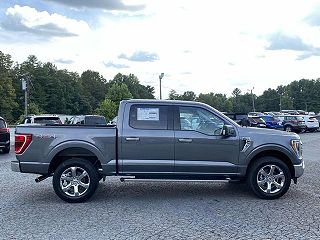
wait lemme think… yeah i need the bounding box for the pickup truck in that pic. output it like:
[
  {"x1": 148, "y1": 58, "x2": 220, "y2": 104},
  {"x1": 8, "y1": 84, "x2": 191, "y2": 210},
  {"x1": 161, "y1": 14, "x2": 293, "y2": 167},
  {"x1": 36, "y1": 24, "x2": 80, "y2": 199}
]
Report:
[{"x1": 11, "y1": 100, "x2": 304, "y2": 203}]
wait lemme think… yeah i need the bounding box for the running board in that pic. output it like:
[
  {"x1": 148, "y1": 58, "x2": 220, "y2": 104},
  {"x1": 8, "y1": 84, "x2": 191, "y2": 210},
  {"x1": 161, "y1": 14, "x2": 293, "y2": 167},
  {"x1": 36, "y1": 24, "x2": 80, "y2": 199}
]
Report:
[{"x1": 120, "y1": 177, "x2": 232, "y2": 183}]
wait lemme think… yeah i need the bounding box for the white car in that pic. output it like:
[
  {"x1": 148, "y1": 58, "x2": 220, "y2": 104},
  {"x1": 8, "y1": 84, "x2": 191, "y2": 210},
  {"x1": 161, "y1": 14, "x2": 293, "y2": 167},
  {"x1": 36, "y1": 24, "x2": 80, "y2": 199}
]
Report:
[
  {"x1": 302, "y1": 115, "x2": 319, "y2": 132},
  {"x1": 23, "y1": 115, "x2": 62, "y2": 124}
]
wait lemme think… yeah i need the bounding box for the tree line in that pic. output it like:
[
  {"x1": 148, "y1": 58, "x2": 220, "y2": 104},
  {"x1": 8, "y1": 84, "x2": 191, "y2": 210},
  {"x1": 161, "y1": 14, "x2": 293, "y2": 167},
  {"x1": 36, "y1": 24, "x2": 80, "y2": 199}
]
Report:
[
  {"x1": 169, "y1": 78, "x2": 320, "y2": 114},
  {"x1": 1, "y1": 50, "x2": 320, "y2": 124},
  {"x1": 0, "y1": 51, "x2": 154, "y2": 123}
]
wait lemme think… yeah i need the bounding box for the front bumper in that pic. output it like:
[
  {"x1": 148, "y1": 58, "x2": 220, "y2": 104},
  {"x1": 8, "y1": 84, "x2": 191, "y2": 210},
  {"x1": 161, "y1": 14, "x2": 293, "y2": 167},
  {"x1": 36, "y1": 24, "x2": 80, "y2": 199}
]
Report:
[
  {"x1": 11, "y1": 161, "x2": 21, "y2": 172},
  {"x1": 293, "y1": 160, "x2": 305, "y2": 178}
]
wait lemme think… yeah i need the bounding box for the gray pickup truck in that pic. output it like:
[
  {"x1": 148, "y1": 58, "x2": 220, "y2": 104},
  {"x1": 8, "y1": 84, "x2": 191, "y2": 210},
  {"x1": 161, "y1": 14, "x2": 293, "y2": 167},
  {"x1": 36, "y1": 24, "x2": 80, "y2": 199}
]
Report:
[{"x1": 11, "y1": 100, "x2": 304, "y2": 202}]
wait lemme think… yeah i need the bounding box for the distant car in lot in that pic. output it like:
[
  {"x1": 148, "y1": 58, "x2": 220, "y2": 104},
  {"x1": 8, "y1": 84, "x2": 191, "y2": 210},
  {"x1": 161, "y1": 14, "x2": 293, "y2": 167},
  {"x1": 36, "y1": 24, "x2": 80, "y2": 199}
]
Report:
[
  {"x1": 248, "y1": 112, "x2": 263, "y2": 117},
  {"x1": 277, "y1": 115, "x2": 306, "y2": 133},
  {"x1": 259, "y1": 115, "x2": 283, "y2": 130},
  {"x1": 239, "y1": 116, "x2": 266, "y2": 128},
  {"x1": 0, "y1": 116, "x2": 10, "y2": 154},
  {"x1": 23, "y1": 115, "x2": 62, "y2": 125},
  {"x1": 301, "y1": 115, "x2": 319, "y2": 132},
  {"x1": 69, "y1": 115, "x2": 107, "y2": 125},
  {"x1": 108, "y1": 116, "x2": 117, "y2": 125}
]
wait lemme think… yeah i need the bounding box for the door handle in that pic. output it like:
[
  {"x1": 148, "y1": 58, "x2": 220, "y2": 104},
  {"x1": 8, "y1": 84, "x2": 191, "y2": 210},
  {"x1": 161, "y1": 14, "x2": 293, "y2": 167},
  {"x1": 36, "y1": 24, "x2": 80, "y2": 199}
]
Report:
[
  {"x1": 178, "y1": 138, "x2": 193, "y2": 143},
  {"x1": 126, "y1": 137, "x2": 140, "y2": 141}
]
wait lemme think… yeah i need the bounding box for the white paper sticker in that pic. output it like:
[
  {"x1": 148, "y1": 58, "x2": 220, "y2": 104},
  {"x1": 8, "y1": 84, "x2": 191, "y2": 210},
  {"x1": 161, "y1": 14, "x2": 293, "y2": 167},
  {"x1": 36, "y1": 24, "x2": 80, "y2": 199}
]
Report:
[{"x1": 137, "y1": 108, "x2": 159, "y2": 121}]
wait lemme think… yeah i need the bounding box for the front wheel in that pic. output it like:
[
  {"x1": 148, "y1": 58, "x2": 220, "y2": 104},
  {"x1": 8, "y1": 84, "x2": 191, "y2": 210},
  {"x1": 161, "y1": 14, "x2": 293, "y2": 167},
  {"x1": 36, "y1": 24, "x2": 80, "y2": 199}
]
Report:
[
  {"x1": 53, "y1": 158, "x2": 99, "y2": 203},
  {"x1": 247, "y1": 157, "x2": 291, "y2": 199}
]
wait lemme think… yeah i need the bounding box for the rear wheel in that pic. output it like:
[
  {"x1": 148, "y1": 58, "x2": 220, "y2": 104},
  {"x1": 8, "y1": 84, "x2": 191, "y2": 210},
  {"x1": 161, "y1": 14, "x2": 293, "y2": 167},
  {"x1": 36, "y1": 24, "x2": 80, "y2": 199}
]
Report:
[
  {"x1": 3, "y1": 145, "x2": 10, "y2": 154},
  {"x1": 247, "y1": 157, "x2": 291, "y2": 199},
  {"x1": 53, "y1": 158, "x2": 99, "y2": 203},
  {"x1": 284, "y1": 125, "x2": 292, "y2": 132}
]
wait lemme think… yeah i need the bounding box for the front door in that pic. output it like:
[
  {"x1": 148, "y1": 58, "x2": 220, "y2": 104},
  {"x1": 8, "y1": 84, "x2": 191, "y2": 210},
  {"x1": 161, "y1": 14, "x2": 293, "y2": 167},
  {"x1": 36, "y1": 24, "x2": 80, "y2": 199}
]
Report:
[
  {"x1": 174, "y1": 106, "x2": 240, "y2": 175},
  {"x1": 120, "y1": 104, "x2": 174, "y2": 175}
]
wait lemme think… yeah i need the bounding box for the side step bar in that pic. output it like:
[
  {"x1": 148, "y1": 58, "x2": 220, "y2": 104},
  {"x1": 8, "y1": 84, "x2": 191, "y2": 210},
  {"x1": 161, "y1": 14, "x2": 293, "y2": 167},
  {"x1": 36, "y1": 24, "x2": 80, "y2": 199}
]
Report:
[{"x1": 120, "y1": 177, "x2": 232, "y2": 183}]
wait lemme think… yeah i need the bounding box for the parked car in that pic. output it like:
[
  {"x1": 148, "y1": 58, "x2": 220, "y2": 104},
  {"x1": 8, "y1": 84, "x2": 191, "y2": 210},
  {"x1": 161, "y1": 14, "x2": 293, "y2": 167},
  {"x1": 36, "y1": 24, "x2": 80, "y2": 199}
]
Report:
[
  {"x1": 108, "y1": 116, "x2": 117, "y2": 125},
  {"x1": 259, "y1": 115, "x2": 283, "y2": 130},
  {"x1": 248, "y1": 117, "x2": 267, "y2": 128},
  {"x1": 69, "y1": 115, "x2": 107, "y2": 125},
  {"x1": 301, "y1": 115, "x2": 319, "y2": 132},
  {"x1": 23, "y1": 115, "x2": 62, "y2": 125},
  {"x1": 248, "y1": 112, "x2": 263, "y2": 117},
  {"x1": 0, "y1": 116, "x2": 10, "y2": 154},
  {"x1": 12, "y1": 100, "x2": 304, "y2": 202},
  {"x1": 277, "y1": 115, "x2": 306, "y2": 133}
]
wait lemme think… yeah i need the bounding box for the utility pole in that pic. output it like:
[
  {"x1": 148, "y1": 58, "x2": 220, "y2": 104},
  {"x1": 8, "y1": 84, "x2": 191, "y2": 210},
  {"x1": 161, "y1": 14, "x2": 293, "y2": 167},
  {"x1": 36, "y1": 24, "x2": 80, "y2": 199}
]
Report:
[
  {"x1": 279, "y1": 94, "x2": 282, "y2": 111},
  {"x1": 159, "y1": 73, "x2": 164, "y2": 100},
  {"x1": 249, "y1": 87, "x2": 255, "y2": 112},
  {"x1": 21, "y1": 76, "x2": 28, "y2": 116}
]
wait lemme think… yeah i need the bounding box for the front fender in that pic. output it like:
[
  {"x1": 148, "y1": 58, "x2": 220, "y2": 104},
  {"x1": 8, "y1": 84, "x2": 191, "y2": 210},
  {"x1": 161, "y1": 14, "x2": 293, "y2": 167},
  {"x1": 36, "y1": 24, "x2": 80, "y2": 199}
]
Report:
[{"x1": 245, "y1": 144, "x2": 298, "y2": 165}]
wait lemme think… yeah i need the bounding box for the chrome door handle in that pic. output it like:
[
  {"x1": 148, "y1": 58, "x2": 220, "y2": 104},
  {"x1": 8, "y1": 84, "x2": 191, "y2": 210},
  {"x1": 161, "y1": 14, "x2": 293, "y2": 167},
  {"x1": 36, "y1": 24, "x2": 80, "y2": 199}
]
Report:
[
  {"x1": 126, "y1": 137, "x2": 140, "y2": 141},
  {"x1": 178, "y1": 138, "x2": 192, "y2": 143}
]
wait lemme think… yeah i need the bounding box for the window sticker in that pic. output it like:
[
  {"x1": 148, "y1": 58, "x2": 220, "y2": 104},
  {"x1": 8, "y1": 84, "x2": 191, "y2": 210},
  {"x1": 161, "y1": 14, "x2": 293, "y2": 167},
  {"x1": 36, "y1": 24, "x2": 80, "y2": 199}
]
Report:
[{"x1": 137, "y1": 108, "x2": 159, "y2": 121}]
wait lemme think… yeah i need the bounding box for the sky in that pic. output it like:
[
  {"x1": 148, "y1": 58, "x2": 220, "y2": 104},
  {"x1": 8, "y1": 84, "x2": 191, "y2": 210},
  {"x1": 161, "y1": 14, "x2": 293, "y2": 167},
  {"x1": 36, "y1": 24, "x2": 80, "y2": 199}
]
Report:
[{"x1": 1, "y1": 0, "x2": 320, "y2": 99}]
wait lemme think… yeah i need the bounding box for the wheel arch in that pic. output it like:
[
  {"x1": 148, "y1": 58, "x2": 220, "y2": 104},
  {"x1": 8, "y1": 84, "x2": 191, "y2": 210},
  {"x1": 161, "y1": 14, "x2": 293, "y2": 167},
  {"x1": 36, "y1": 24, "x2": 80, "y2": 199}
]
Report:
[
  {"x1": 245, "y1": 148, "x2": 295, "y2": 178},
  {"x1": 48, "y1": 141, "x2": 104, "y2": 174}
]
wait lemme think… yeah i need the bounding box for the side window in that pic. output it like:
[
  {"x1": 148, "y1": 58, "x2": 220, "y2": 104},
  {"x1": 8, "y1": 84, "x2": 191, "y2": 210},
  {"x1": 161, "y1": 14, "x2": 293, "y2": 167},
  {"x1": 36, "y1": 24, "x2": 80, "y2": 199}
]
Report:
[
  {"x1": 26, "y1": 118, "x2": 31, "y2": 123},
  {"x1": 179, "y1": 107, "x2": 224, "y2": 135},
  {"x1": 129, "y1": 105, "x2": 168, "y2": 130}
]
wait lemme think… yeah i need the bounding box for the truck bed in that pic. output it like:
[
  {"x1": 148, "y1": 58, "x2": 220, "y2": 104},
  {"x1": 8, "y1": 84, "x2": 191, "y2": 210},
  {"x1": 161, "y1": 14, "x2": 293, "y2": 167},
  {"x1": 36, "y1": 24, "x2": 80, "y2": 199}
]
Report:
[{"x1": 15, "y1": 124, "x2": 117, "y2": 175}]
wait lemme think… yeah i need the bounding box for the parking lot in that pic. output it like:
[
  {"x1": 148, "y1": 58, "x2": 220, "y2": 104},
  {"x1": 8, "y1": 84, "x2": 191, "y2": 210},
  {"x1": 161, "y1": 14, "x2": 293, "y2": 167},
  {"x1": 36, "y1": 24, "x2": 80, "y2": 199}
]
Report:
[{"x1": 0, "y1": 132, "x2": 320, "y2": 240}]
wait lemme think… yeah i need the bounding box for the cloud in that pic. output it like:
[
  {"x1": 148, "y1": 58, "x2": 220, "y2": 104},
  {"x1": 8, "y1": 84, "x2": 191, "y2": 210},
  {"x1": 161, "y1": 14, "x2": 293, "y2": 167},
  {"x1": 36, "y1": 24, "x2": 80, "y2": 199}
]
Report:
[
  {"x1": 1, "y1": 5, "x2": 90, "y2": 38},
  {"x1": 103, "y1": 61, "x2": 129, "y2": 69},
  {"x1": 266, "y1": 32, "x2": 320, "y2": 60},
  {"x1": 266, "y1": 32, "x2": 312, "y2": 51},
  {"x1": 44, "y1": 0, "x2": 145, "y2": 12},
  {"x1": 305, "y1": 8, "x2": 320, "y2": 26},
  {"x1": 118, "y1": 51, "x2": 159, "y2": 62},
  {"x1": 54, "y1": 58, "x2": 74, "y2": 64}
]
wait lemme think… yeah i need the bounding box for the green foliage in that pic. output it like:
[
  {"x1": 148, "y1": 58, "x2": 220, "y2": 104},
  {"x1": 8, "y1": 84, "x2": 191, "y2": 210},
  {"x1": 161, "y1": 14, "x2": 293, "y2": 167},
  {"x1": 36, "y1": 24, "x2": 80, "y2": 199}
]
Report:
[
  {"x1": 95, "y1": 99, "x2": 117, "y2": 121},
  {"x1": 106, "y1": 82, "x2": 133, "y2": 105},
  {"x1": 168, "y1": 90, "x2": 196, "y2": 101},
  {"x1": 0, "y1": 51, "x2": 18, "y2": 122}
]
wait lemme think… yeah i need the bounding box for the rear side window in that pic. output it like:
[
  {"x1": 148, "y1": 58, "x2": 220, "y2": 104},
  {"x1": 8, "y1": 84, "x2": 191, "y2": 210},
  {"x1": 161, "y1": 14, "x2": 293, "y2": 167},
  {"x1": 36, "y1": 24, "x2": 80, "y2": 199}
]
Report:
[
  {"x1": 129, "y1": 105, "x2": 168, "y2": 130},
  {"x1": 85, "y1": 116, "x2": 107, "y2": 125},
  {"x1": 0, "y1": 119, "x2": 6, "y2": 128},
  {"x1": 34, "y1": 117, "x2": 62, "y2": 124}
]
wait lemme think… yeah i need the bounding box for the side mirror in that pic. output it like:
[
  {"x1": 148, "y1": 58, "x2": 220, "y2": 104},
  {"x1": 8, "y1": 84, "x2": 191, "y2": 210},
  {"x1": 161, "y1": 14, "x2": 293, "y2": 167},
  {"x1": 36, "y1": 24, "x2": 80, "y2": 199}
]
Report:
[{"x1": 222, "y1": 125, "x2": 235, "y2": 137}]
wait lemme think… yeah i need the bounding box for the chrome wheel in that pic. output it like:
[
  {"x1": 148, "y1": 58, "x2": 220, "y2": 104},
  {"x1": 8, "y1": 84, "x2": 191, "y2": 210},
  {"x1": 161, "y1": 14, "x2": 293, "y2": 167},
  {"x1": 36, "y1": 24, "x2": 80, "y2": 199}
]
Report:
[
  {"x1": 60, "y1": 167, "x2": 90, "y2": 197},
  {"x1": 257, "y1": 164, "x2": 285, "y2": 194}
]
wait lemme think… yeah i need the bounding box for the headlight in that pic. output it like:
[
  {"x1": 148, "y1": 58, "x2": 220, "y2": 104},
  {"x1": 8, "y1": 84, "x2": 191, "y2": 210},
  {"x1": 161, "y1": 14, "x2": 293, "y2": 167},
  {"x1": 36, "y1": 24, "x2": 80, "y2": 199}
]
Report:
[{"x1": 290, "y1": 139, "x2": 303, "y2": 159}]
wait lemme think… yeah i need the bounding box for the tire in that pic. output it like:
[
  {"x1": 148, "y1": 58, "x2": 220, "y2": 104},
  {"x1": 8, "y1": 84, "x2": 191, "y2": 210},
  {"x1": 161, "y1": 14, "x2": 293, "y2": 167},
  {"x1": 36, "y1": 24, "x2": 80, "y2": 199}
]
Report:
[
  {"x1": 247, "y1": 157, "x2": 291, "y2": 199},
  {"x1": 53, "y1": 158, "x2": 99, "y2": 203},
  {"x1": 284, "y1": 125, "x2": 292, "y2": 132},
  {"x1": 3, "y1": 145, "x2": 10, "y2": 154}
]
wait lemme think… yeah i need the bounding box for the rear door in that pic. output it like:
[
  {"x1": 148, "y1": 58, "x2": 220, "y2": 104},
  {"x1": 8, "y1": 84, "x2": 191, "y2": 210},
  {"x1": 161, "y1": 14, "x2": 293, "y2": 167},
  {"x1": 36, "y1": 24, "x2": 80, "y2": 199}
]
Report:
[
  {"x1": 120, "y1": 103, "x2": 174, "y2": 174},
  {"x1": 174, "y1": 106, "x2": 240, "y2": 175}
]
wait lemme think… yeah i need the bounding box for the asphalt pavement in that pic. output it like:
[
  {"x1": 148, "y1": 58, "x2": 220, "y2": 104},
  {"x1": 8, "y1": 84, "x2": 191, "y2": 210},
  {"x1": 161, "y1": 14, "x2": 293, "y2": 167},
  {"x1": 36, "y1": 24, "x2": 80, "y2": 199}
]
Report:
[{"x1": 0, "y1": 132, "x2": 320, "y2": 239}]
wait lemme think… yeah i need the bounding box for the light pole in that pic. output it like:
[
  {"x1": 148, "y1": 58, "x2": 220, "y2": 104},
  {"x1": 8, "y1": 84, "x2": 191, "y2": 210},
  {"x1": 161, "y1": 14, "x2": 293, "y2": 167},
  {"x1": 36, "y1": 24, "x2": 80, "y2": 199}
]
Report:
[
  {"x1": 159, "y1": 73, "x2": 164, "y2": 100},
  {"x1": 248, "y1": 87, "x2": 255, "y2": 112}
]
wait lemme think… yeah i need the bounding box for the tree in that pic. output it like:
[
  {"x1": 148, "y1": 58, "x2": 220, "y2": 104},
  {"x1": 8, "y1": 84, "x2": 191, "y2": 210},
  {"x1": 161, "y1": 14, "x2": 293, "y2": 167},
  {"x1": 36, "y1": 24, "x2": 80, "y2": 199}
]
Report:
[
  {"x1": 80, "y1": 70, "x2": 107, "y2": 111},
  {"x1": 0, "y1": 51, "x2": 18, "y2": 122},
  {"x1": 95, "y1": 99, "x2": 117, "y2": 121},
  {"x1": 110, "y1": 73, "x2": 155, "y2": 99},
  {"x1": 106, "y1": 83, "x2": 133, "y2": 106}
]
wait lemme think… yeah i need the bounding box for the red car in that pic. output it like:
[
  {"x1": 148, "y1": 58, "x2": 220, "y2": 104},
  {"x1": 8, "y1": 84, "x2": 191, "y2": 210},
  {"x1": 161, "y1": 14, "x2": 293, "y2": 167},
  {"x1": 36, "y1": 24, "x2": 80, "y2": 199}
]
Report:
[{"x1": 0, "y1": 116, "x2": 10, "y2": 154}]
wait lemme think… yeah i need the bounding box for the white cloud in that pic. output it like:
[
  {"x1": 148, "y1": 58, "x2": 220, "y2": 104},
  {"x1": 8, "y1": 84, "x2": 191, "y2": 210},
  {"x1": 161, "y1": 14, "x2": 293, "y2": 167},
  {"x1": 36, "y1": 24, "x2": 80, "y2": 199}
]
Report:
[{"x1": 2, "y1": 5, "x2": 90, "y2": 38}]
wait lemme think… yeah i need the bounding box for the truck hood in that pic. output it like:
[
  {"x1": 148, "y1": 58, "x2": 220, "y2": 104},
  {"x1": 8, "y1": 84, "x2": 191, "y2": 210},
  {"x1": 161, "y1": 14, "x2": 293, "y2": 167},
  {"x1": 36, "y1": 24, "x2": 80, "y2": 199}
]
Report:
[{"x1": 238, "y1": 126, "x2": 300, "y2": 141}]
